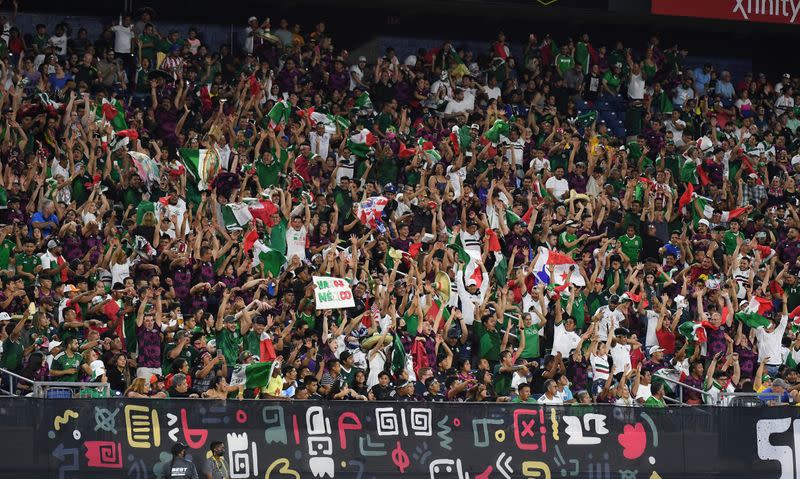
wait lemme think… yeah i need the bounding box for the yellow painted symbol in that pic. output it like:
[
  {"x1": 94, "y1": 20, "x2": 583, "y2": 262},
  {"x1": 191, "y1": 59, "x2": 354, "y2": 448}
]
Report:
[
  {"x1": 54, "y1": 410, "x2": 79, "y2": 431},
  {"x1": 495, "y1": 429, "x2": 506, "y2": 442},
  {"x1": 124, "y1": 405, "x2": 161, "y2": 449},
  {"x1": 522, "y1": 461, "x2": 552, "y2": 479},
  {"x1": 264, "y1": 458, "x2": 300, "y2": 479},
  {"x1": 551, "y1": 408, "x2": 559, "y2": 441},
  {"x1": 650, "y1": 472, "x2": 662, "y2": 479}
]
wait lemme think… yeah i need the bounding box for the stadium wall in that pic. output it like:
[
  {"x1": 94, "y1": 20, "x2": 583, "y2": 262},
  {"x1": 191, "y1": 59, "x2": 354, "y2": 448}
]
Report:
[{"x1": 0, "y1": 397, "x2": 796, "y2": 478}]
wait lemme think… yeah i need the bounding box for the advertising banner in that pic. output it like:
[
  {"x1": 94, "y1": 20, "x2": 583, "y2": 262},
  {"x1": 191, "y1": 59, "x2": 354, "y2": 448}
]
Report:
[{"x1": 652, "y1": 0, "x2": 800, "y2": 25}]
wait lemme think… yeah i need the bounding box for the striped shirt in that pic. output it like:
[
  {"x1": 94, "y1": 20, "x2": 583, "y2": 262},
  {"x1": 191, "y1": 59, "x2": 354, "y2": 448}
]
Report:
[{"x1": 590, "y1": 353, "x2": 611, "y2": 381}]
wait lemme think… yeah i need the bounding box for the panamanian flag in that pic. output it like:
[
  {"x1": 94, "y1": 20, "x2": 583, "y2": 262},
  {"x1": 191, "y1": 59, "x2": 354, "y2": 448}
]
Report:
[{"x1": 532, "y1": 248, "x2": 585, "y2": 286}]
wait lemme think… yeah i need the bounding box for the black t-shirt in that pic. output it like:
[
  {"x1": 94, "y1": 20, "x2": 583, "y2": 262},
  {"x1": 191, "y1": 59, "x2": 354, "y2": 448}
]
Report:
[
  {"x1": 422, "y1": 391, "x2": 446, "y2": 402},
  {"x1": 530, "y1": 368, "x2": 547, "y2": 394},
  {"x1": 371, "y1": 383, "x2": 393, "y2": 400}
]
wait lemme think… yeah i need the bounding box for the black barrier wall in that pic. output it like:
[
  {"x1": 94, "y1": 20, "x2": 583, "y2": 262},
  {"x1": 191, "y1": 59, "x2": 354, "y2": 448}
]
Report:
[{"x1": 0, "y1": 398, "x2": 796, "y2": 478}]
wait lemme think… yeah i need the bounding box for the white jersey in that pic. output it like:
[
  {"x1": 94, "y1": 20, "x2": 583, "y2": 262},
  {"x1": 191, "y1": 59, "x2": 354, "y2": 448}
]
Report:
[{"x1": 285, "y1": 226, "x2": 307, "y2": 261}]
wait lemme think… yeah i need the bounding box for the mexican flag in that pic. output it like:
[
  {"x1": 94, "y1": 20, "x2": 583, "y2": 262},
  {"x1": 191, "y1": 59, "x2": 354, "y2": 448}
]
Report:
[
  {"x1": 678, "y1": 321, "x2": 707, "y2": 343},
  {"x1": 259, "y1": 331, "x2": 277, "y2": 362},
  {"x1": 179, "y1": 148, "x2": 222, "y2": 190},
  {"x1": 425, "y1": 297, "x2": 451, "y2": 322},
  {"x1": 246, "y1": 198, "x2": 279, "y2": 227},
  {"x1": 38, "y1": 92, "x2": 62, "y2": 112},
  {"x1": 734, "y1": 311, "x2": 770, "y2": 329},
  {"x1": 418, "y1": 138, "x2": 441, "y2": 162},
  {"x1": 251, "y1": 238, "x2": 286, "y2": 277},
  {"x1": 267, "y1": 99, "x2": 292, "y2": 131},
  {"x1": 505, "y1": 209, "x2": 521, "y2": 227},
  {"x1": 353, "y1": 92, "x2": 374, "y2": 114},
  {"x1": 691, "y1": 195, "x2": 747, "y2": 225},
  {"x1": 449, "y1": 125, "x2": 473, "y2": 156},
  {"x1": 446, "y1": 233, "x2": 472, "y2": 265},
  {"x1": 300, "y1": 107, "x2": 351, "y2": 133},
  {"x1": 390, "y1": 332, "x2": 407, "y2": 374},
  {"x1": 230, "y1": 360, "x2": 278, "y2": 389},
  {"x1": 96, "y1": 98, "x2": 128, "y2": 131},
  {"x1": 346, "y1": 128, "x2": 377, "y2": 158},
  {"x1": 573, "y1": 110, "x2": 597, "y2": 128},
  {"x1": 744, "y1": 296, "x2": 773, "y2": 316},
  {"x1": 221, "y1": 203, "x2": 253, "y2": 230},
  {"x1": 483, "y1": 119, "x2": 509, "y2": 144}
]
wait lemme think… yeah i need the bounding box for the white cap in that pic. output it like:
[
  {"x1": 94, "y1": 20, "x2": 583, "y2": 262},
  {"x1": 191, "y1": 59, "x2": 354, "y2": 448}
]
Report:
[
  {"x1": 358, "y1": 56, "x2": 367, "y2": 63},
  {"x1": 248, "y1": 16, "x2": 258, "y2": 23},
  {"x1": 792, "y1": 155, "x2": 800, "y2": 166},
  {"x1": 403, "y1": 55, "x2": 417, "y2": 66},
  {"x1": 0, "y1": 312, "x2": 10, "y2": 321},
  {"x1": 698, "y1": 219, "x2": 710, "y2": 227},
  {"x1": 649, "y1": 345, "x2": 665, "y2": 355},
  {"x1": 48, "y1": 341, "x2": 62, "y2": 352}
]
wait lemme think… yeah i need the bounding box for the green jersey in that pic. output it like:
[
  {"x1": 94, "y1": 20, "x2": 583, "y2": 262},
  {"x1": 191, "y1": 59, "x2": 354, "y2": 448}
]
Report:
[
  {"x1": 644, "y1": 396, "x2": 666, "y2": 408},
  {"x1": 15, "y1": 253, "x2": 41, "y2": 286},
  {"x1": 602, "y1": 71, "x2": 621, "y2": 91},
  {"x1": 493, "y1": 363, "x2": 513, "y2": 397},
  {"x1": 555, "y1": 54, "x2": 575, "y2": 76},
  {"x1": 1, "y1": 338, "x2": 23, "y2": 371},
  {"x1": 520, "y1": 324, "x2": 542, "y2": 360},
  {"x1": 473, "y1": 321, "x2": 501, "y2": 362},
  {"x1": 267, "y1": 218, "x2": 288, "y2": 256},
  {"x1": 722, "y1": 230, "x2": 745, "y2": 255},
  {"x1": 216, "y1": 327, "x2": 243, "y2": 366},
  {"x1": 618, "y1": 234, "x2": 642, "y2": 263},
  {"x1": 52, "y1": 352, "x2": 83, "y2": 382}
]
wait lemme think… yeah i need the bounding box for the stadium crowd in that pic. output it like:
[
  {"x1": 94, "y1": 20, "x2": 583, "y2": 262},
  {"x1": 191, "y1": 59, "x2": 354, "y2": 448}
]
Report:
[{"x1": 0, "y1": 7, "x2": 799, "y2": 407}]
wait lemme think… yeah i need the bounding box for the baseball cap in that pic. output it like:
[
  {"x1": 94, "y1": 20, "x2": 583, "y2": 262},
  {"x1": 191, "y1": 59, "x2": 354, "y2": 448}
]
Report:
[
  {"x1": 748, "y1": 173, "x2": 759, "y2": 179},
  {"x1": 171, "y1": 442, "x2": 188, "y2": 455},
  {"x1": 395, "y1": 380, "x2": 414, "y2": 389},
  {"x1": 648, "y1": 345, "x2": 665, "y2": 355},
  {"x1": 248, "y1": 16, "x2": 258, "y2": 22},
  {"x1": 62, "y1": 284, "x2": 78, "y2": 293},
  {"x1": 224, "y1": 315, "x2": 237, "y2": 323},
  {"x1": 698, "y1": 219, "x2": 710, "y2": 227},
  {"x1": 47, "y1": 239, "x2": 60, "y2": 249},
  {"x1": 0, "y1": 312, "x2": 10, "y2": 321},
  {"x1": 339, "y1": 351, "x2": 352, "y2": 362},
  {"x1": 792, "y1": 155, "x2": 800, "y2": 166},
  {"x1": 358, "y1": 56, "x2": 367, "y2": 62},
  {"x1": 608, "y1": 294, "x2": 620, "y2": 304},
  {"x1": 773, "y1": 378, "x2": 789, "y2": 389},
  {"x1": 48, "y1": 340, "x2": 62, "y2": 352},
  {"x1": 384, "y1": 183, "x2": 397, "y2": 194}
]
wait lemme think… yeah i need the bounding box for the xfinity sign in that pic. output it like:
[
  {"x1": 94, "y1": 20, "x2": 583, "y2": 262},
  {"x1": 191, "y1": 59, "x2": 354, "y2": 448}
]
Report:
[{"x1": 653, "y1": 0, "x2": 800, "y2": 25}]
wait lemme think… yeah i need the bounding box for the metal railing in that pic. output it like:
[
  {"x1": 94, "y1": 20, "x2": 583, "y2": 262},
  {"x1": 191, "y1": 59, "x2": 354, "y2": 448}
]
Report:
[
  {"x1": 32, "y1": 381, "x2": 111, "y2": 398},
  {"x1": 0, "y1": 368, "x2": 34, "y2": 397},
  {"x1": 654, "y1": 369, "x2": 717, "y2": 406}
]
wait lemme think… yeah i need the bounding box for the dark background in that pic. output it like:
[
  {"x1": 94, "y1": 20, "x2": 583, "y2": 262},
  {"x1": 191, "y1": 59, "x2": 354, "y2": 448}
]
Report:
[{"x1": 12, "y1": 0, "x2": 800, "y2": 76}]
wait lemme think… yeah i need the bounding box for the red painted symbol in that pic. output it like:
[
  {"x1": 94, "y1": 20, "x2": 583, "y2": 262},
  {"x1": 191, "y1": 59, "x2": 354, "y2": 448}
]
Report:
[
  {"x1": 84, "y1": 441, "x2": 123, "y2": 468},
  {"x1": 618, "y1": 423, "x2": 647, "y2": 459},
  {"x1": 180, "y1": 409, "x2": 208, "y2": 449},
  {"x1": 391, "y1": 441, "x2": 410, "y2": 473},
  {"x1": 235, "y1": 409, "x2": 248, "y2": 424},
  {"x1": 338, "y1": 412, "x2": 362, "y2": 450},
  {"x1": 514, "y1": 409, "x2": 547, "y2": 452},
  {"x1": 475, "y1": 465, "x2": 493, "y2": 479}
]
